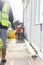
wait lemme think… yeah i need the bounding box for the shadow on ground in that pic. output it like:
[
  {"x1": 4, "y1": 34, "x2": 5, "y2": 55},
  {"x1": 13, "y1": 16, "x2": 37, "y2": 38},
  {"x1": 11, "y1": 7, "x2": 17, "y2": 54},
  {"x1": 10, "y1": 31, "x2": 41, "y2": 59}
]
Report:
[{"x1": 16, "y1": 39, "x2": 25, "y2": 43}]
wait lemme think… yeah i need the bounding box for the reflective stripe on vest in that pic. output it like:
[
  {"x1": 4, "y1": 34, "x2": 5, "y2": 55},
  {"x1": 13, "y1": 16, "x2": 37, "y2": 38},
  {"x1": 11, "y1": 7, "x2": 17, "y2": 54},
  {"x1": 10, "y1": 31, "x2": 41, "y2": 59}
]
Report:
[{"x1": 1, "y1": 2, "x2": 9, "y2": 27}]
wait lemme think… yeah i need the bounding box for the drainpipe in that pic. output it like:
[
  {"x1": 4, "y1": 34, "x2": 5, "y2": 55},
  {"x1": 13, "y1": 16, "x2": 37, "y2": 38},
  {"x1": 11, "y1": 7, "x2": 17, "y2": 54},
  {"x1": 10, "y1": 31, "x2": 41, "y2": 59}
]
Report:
[
  {"x1": 30, "y1": 0, "x2": 32, "y2": 44},
  {"x1": 40, "y1": 24, "x2": 43, "y2": 53},
  {"x1": 22, "y1": 0, "x2": 24, "y2": 23}
]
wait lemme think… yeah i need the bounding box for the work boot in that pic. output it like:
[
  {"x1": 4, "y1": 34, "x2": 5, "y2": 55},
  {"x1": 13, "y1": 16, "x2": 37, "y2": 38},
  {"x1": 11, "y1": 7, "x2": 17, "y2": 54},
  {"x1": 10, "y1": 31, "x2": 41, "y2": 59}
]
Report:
[{"x1": 1, "y1": 48, "x2": 6, "y2": 63}]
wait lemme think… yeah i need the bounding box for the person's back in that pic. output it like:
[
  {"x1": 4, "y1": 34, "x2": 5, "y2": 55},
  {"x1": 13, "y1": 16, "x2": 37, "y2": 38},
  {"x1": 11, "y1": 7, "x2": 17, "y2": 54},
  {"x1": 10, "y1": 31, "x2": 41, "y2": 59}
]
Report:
[
  {"x1": 16, "y1": 25, "x2": 22, "y2": 32},
  {"x1": 0, "y1": 0, "x2": 14, "y2": 29},
  {"x1": 16, "y1": 24, "x2": 24, "y2": 33}
]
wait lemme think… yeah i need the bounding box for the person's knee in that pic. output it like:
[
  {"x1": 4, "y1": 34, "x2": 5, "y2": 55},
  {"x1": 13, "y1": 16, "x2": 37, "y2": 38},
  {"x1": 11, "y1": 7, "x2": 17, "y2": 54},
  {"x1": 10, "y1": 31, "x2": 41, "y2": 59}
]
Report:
[{"x1": 2, "y1": 44, "x2": 6, "y2": 49}]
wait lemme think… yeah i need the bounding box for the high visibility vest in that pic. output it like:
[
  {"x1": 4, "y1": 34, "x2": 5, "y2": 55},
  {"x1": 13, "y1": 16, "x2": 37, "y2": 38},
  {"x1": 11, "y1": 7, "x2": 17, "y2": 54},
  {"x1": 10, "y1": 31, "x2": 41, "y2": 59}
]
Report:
[
  {"x1": 0, "y1": 2, "x2": 9, "y2": 27},
  {"x1": 0, "y1": 11, "x2": 1, "y2": 23}
]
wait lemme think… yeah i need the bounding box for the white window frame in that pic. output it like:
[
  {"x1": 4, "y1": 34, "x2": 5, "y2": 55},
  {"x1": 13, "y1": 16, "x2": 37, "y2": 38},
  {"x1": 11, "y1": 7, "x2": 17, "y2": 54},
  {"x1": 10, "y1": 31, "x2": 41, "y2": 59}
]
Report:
[{"x1": 35, "y1": 0, "x2": 43, "y2": 24}]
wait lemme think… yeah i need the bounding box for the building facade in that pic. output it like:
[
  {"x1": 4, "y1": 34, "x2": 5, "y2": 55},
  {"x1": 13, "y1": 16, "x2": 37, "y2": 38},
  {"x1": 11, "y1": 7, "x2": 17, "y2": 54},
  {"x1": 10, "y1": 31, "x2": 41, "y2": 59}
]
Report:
[{"x1": 22, "y1": 0, "x2": 43, "y2": 57}]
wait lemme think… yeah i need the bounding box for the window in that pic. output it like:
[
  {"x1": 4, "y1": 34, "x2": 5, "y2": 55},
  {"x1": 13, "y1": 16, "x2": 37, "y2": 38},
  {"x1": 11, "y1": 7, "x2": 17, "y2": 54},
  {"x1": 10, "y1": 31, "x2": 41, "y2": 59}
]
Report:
[
  {"x1": 35, "y1": 0, "x2": 40, "y2": 24},
  {"x1": 40, "y1": 0, "x2": 43, "y2": 23},
  {"x1": 35, "y1": 0, "x2": 43, "y2": 24}
]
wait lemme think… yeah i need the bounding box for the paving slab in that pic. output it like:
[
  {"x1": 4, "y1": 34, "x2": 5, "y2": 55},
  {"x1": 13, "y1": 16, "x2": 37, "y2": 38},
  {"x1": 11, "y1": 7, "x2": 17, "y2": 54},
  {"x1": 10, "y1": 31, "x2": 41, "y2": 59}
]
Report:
[
  {"x1": 0, "y1": 39, "x2": 43, "y2": 65},
  {"x1": 6, "y1": 39, "x2": 31, "y2": 65},
  {"x1": 5, "y1": 59, "x2": 30, "y2": 65},
  {"x1": 30, "y1": 57, "x2": 43, "y2": 65}
]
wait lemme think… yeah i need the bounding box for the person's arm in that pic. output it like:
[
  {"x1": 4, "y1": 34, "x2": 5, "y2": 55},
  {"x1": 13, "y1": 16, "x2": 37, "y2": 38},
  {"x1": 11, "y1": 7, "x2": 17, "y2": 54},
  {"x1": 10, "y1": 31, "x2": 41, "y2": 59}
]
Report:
[{"x1": 9, "y1": 7, "x2": 14, "y2": 28}]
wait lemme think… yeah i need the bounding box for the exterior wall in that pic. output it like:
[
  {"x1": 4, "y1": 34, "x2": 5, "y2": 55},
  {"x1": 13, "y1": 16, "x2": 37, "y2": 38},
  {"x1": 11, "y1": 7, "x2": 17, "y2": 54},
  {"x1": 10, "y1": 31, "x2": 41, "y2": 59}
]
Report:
[
  {"x1": 41, "y1": 24, "x2": 43, "y2": 52},
  {"x1": 24, "y1": 8, "x2": 27, "y2": 38},
  {"x1": 31, "y1": 0, "x2": 41, "y2": 51},
  {"x1": 23, "y1": 0, "x2": 31, "y2": 42},
  {"x1": 23, "y1": 0, "x2": 41, "y2": 51}
]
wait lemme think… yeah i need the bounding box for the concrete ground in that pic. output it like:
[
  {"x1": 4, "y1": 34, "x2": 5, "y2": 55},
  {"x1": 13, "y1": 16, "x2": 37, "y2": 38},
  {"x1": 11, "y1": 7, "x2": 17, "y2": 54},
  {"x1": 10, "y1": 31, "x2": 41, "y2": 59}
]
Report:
[
  {"x1": 31, "y1": 57, "x2": 43, "y2": 65},
  {"x1": 6, "y1": 39, "x2": 30, "y2": 65},
  {"x1": 0, "y1": 39, "x2": 43, "y2": 65}
]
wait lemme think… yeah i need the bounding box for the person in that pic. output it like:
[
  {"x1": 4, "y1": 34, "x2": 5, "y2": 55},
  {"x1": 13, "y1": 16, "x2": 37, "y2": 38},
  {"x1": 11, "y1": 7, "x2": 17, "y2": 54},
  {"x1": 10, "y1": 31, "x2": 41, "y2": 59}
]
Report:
[
  {"x1": 15, "y1": 23, "x2": 24, "y2": 39},
  {"x1": 0, "y1": 0, "x2": 14, "y2": 63}
]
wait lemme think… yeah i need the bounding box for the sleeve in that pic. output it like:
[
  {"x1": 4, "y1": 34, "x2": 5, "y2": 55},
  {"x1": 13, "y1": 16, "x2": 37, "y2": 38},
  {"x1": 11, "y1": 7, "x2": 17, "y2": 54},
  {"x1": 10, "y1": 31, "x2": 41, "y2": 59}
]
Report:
[{"x1": 9, "y1": 7, "x2": 14, "y2": 28}]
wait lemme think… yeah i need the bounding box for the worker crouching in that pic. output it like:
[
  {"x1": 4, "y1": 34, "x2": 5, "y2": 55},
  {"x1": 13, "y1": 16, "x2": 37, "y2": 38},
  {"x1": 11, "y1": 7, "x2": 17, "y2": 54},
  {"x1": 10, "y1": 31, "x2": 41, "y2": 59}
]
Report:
[{"x1": 15, "y1": 23, "x2": 24, "y2": 39}]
